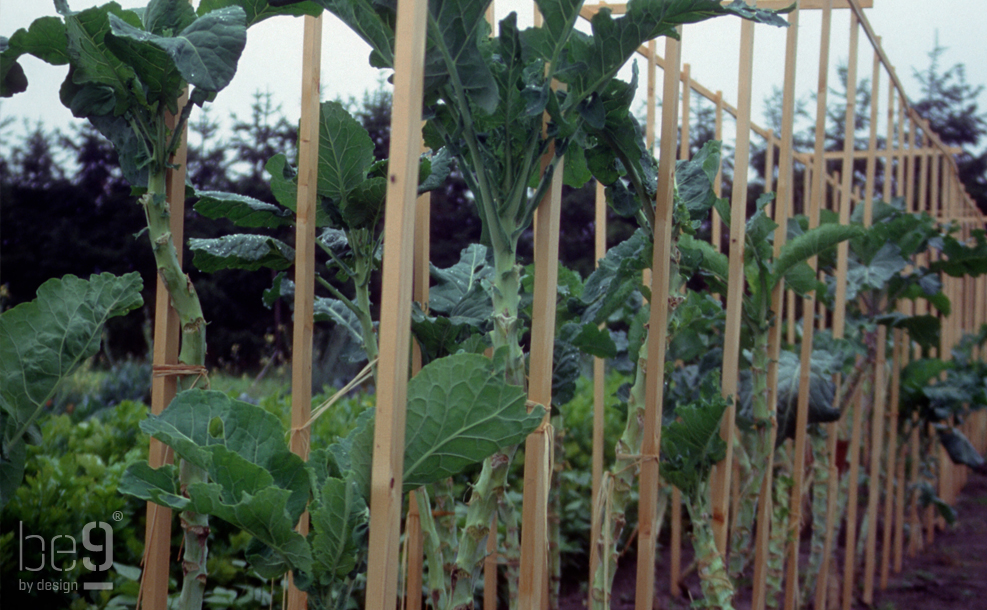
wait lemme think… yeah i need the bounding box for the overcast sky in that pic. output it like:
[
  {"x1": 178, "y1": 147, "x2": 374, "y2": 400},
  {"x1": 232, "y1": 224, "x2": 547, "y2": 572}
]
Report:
[{"x1": 2, "y1": 1, "x2": 985, "y2": 152}]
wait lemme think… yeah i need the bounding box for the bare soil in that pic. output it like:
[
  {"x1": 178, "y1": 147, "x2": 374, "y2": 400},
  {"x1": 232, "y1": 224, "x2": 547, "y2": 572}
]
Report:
[{"x1": 559, "y1": 470, "x2": 987, "y2": 610}]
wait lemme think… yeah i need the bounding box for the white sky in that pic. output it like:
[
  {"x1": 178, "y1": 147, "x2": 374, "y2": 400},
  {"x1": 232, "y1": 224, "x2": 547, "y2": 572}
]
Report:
[{"x1": 1, "y1": 1, "x2": 985, "y2": 153}]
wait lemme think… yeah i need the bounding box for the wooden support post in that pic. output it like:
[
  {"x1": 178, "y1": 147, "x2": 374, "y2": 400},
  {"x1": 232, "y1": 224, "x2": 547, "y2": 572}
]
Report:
[
  {"x1": 711, "y1": 8, "x2": 757, "y2": 559},
  {"x1": 817, "y1": 16, "x2": 858, "y2": 610},
  {"x1": 364, "y1": 0, "x2": 429, "y2": 603},
  {"x1": 861, "y1": 221, "x2": 890, "y2": 604},
  {"x1": 840, "y1": 380, "x2": 867, "y2": 610},
  {"x1": 286, "y1": 15, "x2": 323, "y2": 610},
  {"x1": 751, "y1": 8, "x2": 799, "y2": 610},
  {"x1": 785, "y1": 3, "x2": 832, "y2": 608},
  {"x1": 518, "y1": 101, "x2": 565, "y2": 610},
  {"x1": 891, "y1": 336, "x2": 906, "y2": 574},
  {"x1": 142, "y1": 90, "x2": 190, "y2": 610},
  {"x1": 636, "y1": 32, "x2": 680, "y2": 610},
  {"x1": 589, "y1": 179, "x2": 607, "y2": 608},
  {"x1": 405, "y1": 137, "x2": 433, "y2": 610},
  {"x1": 666, "y1": 62, "x2": 694, "y2": 602}
]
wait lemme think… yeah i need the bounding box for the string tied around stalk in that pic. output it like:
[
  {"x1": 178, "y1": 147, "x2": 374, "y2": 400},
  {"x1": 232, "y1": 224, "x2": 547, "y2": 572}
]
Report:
[{"x1": 152, "y1": 363, "x2": 209, "y2": 389}]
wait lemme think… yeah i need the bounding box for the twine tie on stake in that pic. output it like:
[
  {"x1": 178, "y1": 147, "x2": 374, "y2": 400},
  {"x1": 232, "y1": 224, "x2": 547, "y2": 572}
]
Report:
[{"x1": 151, "y1": 364, "x2": 209, "y2": 389}]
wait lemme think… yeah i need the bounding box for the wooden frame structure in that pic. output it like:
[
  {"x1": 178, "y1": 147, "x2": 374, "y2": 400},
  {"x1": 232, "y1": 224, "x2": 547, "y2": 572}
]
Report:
[{"x1": 139, "y1": 0, "x2": 985, "y2": 609}]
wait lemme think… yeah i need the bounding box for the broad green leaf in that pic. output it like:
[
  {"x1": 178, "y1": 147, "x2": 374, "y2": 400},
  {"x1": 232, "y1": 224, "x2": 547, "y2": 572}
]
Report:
[
  {"x1": 310, "y1": 477, "x2": 368, "y2": 581},
  {"x1": 193, "y1": 190, "x2": 295, "y2": 228},
  {"x1": 109, "y1": 6, "x2": 247, "y2": 92},
  {"x1": 0, "y1": 272, "x2": 143, "y2": 508},
  {"x1": 581, "y1": 229, "x2": 651, "y2": 324},
  {"x1": 660, "y1": 371, "x2": 729, "y2": 497},
  {"x1": 424, "y1": 0, "x2": 499, "y2": 113},
  {"x1": 562, "y1": 145, "x2": 592, "y2": 189},
  {"x1": 118, "y1": 462, "x2": 188, "y2": 510},
  {"x1": 533, "y1": 0, "x2": 583, "y2": 60},
  {"x1": 139, "y1": 390, "x2": 310, "y2": 520},
  {"x1": 773, "y1": 349, "x2": 840, "y2": 443},
  {"x1": 679, "y1": 233, "x2": 729, "y2": 291},
  {"x1": 189, "y1": 234, "x2": 295, "y2": 272},
  {"x1": 552, "y1": 324, "x2": 582, "y2": 406},
  {"x1": 311, "y1": 0, "x2": 394, "y2": 67},
  {"x1": 773, "y1": 223, "x2": 862, "y2": 291},
  {"x1": 198, "y1": 0, "x2": 322, "y2": 27},
  {"x1": 62, "y1": 3, "x2": 142, "y2": 115},
  {"x1": 317, "y1": 101, "x2": 376, "y2": 203},
  {"x1": 402, "y1": 353, "x2": 541, "y2": 490},
  {"x1": 933, "y1": 230, "x2": 987, "y2": 278},
  {"x1": 104, "y1": 16, "x2": 185, "y2": 111},
  {"x1": 559, "y1": 0, "x2": 785, "y2": 105},
  {"x1": 745, "y1": 193, "x2": 778, "y2": 255},
  {"x1": 411, "y1": 308, "x2": 477, "y2": 365},
  {"x1": 6, "y1": 16, "x2": 71, "y2": 65},
  {"x1": 938, "y1": 428, "x2": 985, "y2": 470},
  {"x1": 262, "y1": 274, "x2": 366, "y2": 363},
  {"x1": 143, "y1": 0, "x2": 197, "y2": 35},
  {"x1": 0, "y1": 53, "x2": 28, "y2": 97},
  {"x1": 265, "y1": 154, "x2": 333, "y2": 227},
  {"x1": 916, "y1": 481, "x2": 957, "y2": 525},
  {"x1": 570, "y1": 322, "x2": 618, "y2": 359},
  {"x1": 845, "y1": 242, "x2": 907, "y2": 300},
  {"x1": 782, "y1": 261, "x2": 824, "y2": 297},
  {"x1": 343, "y1": 176, "x2": 386, "y2": 229},
  {"x1": 267, "y1": 153, "x2": 299, "y2": 207},
  {"x1": 188, "y1": 477, "x2": 313, "y2": 574},
  {"x1": 675, "y1": 140, "x2": 722, "y2": 220},
  {"x1": 418, "y1": 147, "x2": 454, "y2": 193},
  {"x1": 876, "y1": 313, "x2": 941, "y2": 351},
  {"x1": 87, "y1": 113, "x2": 150, "y2": 187},
  {"x1": 341, "y1": 353, "x2": 542, "y2": 498},
  {"x1": 428, "y1": 244, "x2": 492, "y2": 320}
]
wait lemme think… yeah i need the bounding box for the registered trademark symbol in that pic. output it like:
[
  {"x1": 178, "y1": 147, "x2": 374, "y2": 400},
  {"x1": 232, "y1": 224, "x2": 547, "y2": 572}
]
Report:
[{"x1": 112, "y1": 511, "x2": 124, "y2": 522}]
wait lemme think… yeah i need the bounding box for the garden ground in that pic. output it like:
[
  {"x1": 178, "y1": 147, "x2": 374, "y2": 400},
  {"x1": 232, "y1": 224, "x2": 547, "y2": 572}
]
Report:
[{"x1": 558, "y1": 470, "x2": 987, "y2": 610}]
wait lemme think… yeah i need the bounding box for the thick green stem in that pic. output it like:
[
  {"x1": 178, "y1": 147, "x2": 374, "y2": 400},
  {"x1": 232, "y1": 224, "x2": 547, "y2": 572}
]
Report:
[
  {"x1": 688, "y1": 481, "x2": 736, "y2": 610},
  {"x1": 729, "y1": 329, "x2": 772, "y2": 577},
  {"x1": 500, "y1": 493, "x2": 521, "y2": 609},
  {"x1": 418, "y1": 488, "x2": 450, "y2": 609},
  {"x1": 353, "y1": 254, "x2": 379, "y2": 368},
  {"x1": 143, "y1": 167, "x2": 210, "y2": 610},
  {"x1": 448, "y1": 240, "x2": 524, "y2": 610},
  {"x1": 590, "y1": 338, "x2": 648, "y2": 609},
  {"x1": 766, "y1": 448, "x2": 791, "y2": 609},
  {"x1": 804, "y1": 430, "x2": 829, "y2": 599}
]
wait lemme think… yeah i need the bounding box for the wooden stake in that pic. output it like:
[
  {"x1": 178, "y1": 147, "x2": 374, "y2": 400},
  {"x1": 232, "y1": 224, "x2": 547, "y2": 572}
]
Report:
[
  {"x1": 518, "y1": 112, "x2": 565, "y2": 610},
  {"x1": 636, "y1": 32, "x2": 681, "y2": 610},
  {"x1": 589, "y1": 178, "x2": 607, "y2": 608},
  {"x1": 840, "y1": 379, "x2": 867, "y2": 610},
  {"x1": 405, "y1": 136, "x2": 433, "y2": 610},
  {"x1": 364, "y1": 0, "x2": 429, "y2": 603},
  {"x1": 286, "y1": 15, "x2": 323, "y2": 610},
  {"x1": 785, "y1": 3, "x2": 832, "y2": 608},
  {"x1": 666, "y1": 65, "x2": 694, "y2": 600},
  {"x1": 891, "y1": 332, "x2": 905, "y2": 574},
  {"x1": 142, "y1": 88, "x2": 189, "y2": 610},
  {"x1": 816, "y1": 16, "x2": 857, "y2": 609},
  {"x1": 711, "y1": 9, "x2": 757, "y2": 558},
  {"x1": 751, "y1": 8, "x2": 799, "y2": 609}
]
